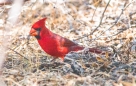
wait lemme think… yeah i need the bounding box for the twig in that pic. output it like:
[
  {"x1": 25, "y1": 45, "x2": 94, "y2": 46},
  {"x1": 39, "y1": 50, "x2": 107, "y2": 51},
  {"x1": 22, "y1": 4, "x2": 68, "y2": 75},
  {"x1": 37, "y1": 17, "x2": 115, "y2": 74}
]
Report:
[
  {"x1": 8, "y1": 47, "x2": 28, "y2": 60},
  {"x1": 129, "y1": 11, "x2": 136, "y2": 19},
  {"x1": 107, "y1": 27, "x2": 127, "y2": 37},
  {"x1": 91, "y1": 0, "x2": 100, "y2": 21},
  {"x1": 92, "y1": 0, "x2": 134, "y2": 41},
  {"x1": 0, "y1": 6, "x2": 5, "y2": 16},
  {"x1": 75, "y1": 0, "x2": 135, "y2": 42},
  {"x1": 5, "y1": 78, "x2": 21, "y2": 86},
  {"x1": 75, "y1": 0, "x2": 111, "y2": 41}
]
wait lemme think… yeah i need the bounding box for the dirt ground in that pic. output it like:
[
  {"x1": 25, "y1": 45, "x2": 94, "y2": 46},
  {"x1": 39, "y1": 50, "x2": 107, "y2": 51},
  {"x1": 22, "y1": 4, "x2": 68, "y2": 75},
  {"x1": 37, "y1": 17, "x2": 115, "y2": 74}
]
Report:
[{"x1": 0, "y1": 0, "x2": 136, "y2": 86}]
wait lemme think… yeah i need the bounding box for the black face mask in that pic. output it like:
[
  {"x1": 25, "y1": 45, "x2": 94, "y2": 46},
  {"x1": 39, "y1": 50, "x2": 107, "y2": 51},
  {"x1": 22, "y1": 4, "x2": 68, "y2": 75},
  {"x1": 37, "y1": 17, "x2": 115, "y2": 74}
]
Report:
[{"x1": 35, "y1": 28, "x2": 41, "y2": 40}]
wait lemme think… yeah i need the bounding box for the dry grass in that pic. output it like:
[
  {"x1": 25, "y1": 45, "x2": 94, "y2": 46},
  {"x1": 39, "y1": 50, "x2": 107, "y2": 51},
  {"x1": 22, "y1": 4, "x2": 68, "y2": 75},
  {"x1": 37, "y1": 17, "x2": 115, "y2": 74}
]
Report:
[{"x1": 0, "y1": 0, "x2": 136, "y2": 86}]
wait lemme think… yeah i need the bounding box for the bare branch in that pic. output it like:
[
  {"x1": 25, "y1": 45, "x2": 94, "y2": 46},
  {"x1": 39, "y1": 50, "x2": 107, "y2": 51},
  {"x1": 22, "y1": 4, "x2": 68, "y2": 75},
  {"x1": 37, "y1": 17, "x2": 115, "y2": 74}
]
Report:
[
  {"x1": 92, "y1": 0, "x2": 135, "y2": 40},
  {"x1": 75, "y1": 0, "x2": 111, "y2": 41}
]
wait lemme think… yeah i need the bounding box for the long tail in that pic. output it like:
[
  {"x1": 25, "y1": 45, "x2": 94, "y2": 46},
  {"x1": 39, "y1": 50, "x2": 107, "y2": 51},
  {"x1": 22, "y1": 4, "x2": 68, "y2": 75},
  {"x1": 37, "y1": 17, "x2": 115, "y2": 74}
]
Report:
[{"x1": 71, "y1": 45, "x2": 104, "y2": 54}]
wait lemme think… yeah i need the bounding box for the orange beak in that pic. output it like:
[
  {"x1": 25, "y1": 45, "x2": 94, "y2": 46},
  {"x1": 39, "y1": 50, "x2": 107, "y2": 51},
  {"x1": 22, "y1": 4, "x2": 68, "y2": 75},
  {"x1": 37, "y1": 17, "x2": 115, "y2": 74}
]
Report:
[{"x1": 30, "y1": 28, "x2": 38, "y2": 36}]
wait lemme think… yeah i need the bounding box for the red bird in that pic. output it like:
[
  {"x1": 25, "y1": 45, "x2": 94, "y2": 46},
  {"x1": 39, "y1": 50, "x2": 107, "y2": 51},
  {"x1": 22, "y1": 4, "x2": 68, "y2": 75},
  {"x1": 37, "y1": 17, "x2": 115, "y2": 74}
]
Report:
[{"x1": 29, "y1": 18, "x2": 103, "y2": 60}]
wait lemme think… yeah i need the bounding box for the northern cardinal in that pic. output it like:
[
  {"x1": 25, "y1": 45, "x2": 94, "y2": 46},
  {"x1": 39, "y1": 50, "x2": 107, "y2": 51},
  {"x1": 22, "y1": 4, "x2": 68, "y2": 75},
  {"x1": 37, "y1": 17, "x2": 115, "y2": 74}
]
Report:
[{"x1": 29, "y1": 18, "x2": 103, "y2": 60}]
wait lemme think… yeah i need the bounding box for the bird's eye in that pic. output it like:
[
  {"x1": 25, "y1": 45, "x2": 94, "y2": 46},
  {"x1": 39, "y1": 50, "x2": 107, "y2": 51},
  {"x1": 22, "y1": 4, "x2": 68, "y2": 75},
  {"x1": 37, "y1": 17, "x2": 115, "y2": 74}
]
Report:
[{"x1": 36, "y1": 28, "x2": 41, "y2": 31}]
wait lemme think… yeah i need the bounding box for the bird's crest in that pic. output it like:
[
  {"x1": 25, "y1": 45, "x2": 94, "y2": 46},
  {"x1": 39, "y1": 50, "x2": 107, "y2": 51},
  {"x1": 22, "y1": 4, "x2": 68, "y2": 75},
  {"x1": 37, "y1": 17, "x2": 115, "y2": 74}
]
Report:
[{"x1": 32, "y1": 18, "x2": 47, "y2": 29}]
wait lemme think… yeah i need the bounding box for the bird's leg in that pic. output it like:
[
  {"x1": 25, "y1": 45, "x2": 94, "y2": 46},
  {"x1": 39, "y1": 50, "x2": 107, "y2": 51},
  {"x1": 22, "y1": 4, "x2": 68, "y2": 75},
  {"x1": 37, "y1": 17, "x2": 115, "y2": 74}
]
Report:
[{"x1": 50, "y1": 57, "x2": 57, "y2": 62}]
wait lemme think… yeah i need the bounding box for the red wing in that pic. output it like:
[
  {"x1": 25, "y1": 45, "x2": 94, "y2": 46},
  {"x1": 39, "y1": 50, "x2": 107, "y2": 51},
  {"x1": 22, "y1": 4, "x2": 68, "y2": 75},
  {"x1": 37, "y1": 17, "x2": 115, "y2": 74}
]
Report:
[
  {"x1": 52, "y1": 33, "x2": 78, "y2": 47},
  {"x1": 61, "y1": 37, "x2": 77, "y2": 47}
]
